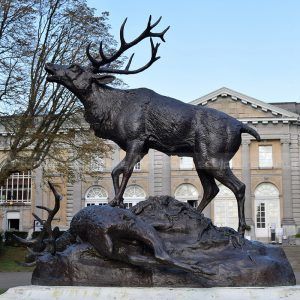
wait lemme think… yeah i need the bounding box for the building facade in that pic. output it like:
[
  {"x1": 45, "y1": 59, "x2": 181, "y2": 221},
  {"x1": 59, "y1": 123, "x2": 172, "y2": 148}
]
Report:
[{"x1": 1, "y1": 87, "x2": 300, "y2": 241}]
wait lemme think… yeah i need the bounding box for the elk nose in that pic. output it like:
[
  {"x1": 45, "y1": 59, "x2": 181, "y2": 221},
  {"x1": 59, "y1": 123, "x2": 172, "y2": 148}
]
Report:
[{"x1": 45, "y1": 63, "x2": 56, "y2": 73}]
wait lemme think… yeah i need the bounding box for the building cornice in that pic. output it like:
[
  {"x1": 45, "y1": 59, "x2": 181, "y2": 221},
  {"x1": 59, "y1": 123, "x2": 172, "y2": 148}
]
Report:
[
  {"x1": 238, "y1": 118, "x2": 298, "y2": 124},
  {"x1": 190, "y1": 87, "x2": 300, "y2": 120}
]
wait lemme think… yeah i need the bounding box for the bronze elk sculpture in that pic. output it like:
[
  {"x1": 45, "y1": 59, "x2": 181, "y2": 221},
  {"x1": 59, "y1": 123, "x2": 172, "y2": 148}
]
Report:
[{"x1": 45, "y1": 16, "x2": 260, "y2": 234}]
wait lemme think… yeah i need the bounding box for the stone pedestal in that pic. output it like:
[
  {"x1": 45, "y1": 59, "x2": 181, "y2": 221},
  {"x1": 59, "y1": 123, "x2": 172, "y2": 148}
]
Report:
[{"x1": 1, "y1": 286, "x2": 300, "y2": 300}]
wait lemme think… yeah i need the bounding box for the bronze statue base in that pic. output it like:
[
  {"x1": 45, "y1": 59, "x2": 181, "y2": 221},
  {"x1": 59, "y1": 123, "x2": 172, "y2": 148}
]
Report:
[{"x1": 32, "y1": 196, "x2": 296, "y2": 287}]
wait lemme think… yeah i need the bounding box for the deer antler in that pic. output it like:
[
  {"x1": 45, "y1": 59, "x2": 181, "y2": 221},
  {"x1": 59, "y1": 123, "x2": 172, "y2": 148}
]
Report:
[
  {"x1": 86, "y1": 15, "x2": 170, "y2": 74},
  {"x1": 13, "y1": 181, "x2": 62, "y2": 256}
]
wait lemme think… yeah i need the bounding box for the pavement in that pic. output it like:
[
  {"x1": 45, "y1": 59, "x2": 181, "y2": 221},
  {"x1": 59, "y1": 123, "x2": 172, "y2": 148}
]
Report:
[
  {"x1": 0, "y1": 272, "x2": 31, "y2": 289},
  {"x1": 295, "y1": 272, "x2": 300, "y2": 284}
]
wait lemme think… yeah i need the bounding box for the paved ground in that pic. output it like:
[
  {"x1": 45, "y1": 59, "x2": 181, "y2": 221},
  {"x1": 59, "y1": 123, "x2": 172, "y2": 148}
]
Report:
[
  {"x1": 0, "y1": 272, "x2": 31, "y2": 289},
  {"x1": 295, "y1": 272, "x2": 300, "y2": 284}
]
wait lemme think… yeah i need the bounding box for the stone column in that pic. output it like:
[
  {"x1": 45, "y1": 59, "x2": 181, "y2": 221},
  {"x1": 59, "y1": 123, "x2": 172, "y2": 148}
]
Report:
[
  {"x1": 34, "y1": 166, "x2": 44, "y2": 208},
  {"x1": 162, "y1": 154, "x2": 171, "y2": 195},
  {"x1": 202, "y1": 203, "x2": 212, "y2": 219},
  {"x1": 111, "y1": 144, "x2": 120, "y2": 169},
  {"x1": 110, "y1": 145, "x2": 120, "y2": 199},
  {"x1": 241, "y1": 139, "x2": 254, "y2": 226},
  {"x1": 33, "y1": 166, "x2": 44, "y2": 230},
  {"x1": 281, "y1": 138, "x2": 296, "y2": 236},
  {"x1": 148, "y1": 149, "x2": 155, "y2": 195}
]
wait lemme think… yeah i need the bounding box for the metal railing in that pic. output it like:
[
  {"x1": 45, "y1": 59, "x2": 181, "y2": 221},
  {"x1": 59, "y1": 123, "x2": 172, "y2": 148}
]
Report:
[{"x1": 0, "y1": 171, "x2": 32, "y2": 204}]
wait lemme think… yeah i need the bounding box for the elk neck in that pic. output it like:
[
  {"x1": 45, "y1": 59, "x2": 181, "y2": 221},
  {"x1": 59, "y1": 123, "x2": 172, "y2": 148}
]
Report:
[{"x1": 76, "y1": 83, "x2": 124, "y2": 139}]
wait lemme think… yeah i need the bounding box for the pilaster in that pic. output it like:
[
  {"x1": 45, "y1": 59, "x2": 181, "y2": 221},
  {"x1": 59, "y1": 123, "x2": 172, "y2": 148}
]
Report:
[
  {"x1": 281, "y1": 138, "x2": 296, "y2": 235},
  {"x1": 241, "y1": 139, "x2": 254, "y2": 226}
]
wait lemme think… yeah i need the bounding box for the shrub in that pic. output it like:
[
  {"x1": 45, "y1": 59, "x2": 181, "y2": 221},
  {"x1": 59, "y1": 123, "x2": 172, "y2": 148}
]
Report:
[
  {"x1": 0, "y1": 231, "x2": 4, "y2": 255},
  {"x1": 4, "y1": 230, "x2": 66, "y2": 247},
  {"x1": 295, "y1": 233, "x2": 300, "y2": 238},
  {"x1": 4, "y1": 231, "x2": 28, "y2": 247}
]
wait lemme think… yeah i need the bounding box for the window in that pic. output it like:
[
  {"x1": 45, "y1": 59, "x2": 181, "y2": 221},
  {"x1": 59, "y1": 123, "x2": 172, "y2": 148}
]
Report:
[
  {"x1": 90, "y1": 155, "x2": 104, "y2": 172},
  {"x1": 85, "y1": 186, "x2": 108, "y2": 206},
  {"x1": 0, "y1": 172, "x2": 32, "y2": 204},
  {"x1": 180, "y1": 157, "x2": 194, "y2": 169},
  {"x1": 123, "y1": 185, "x2": 146, "y2": 208},
  {"x1": 7, "y1": 212, "x2": 20, "y2": 231},
  {"x1": 134, "y1": 162, "x2": 141, "y2": 171},
  {"x1": 175, "y1": 184, "x2": 199, "y2": 207},
  {"x1": 213, "y1": 185, "x2": 238, "y2": 230},
  {"x1": 259, "y1": 146, "x2": 273, "y2": 168},
  {"x1": 256, "y1": 203, "x2": 266, "y2": 228}
]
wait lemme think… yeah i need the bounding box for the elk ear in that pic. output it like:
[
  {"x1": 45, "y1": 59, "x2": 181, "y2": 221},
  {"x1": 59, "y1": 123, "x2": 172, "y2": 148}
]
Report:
[{"x1": 92, "y1": 74, "x2": 116, "y2": 85}]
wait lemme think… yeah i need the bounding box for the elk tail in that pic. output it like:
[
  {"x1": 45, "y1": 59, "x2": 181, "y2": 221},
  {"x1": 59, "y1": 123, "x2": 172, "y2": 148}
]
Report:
[{"x1": 241, "y1": 124, "x2": 261, "y2": 141}]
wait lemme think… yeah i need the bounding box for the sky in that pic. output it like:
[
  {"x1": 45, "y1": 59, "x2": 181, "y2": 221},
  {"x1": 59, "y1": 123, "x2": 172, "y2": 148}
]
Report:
[{"x1": 87, "y1": 0, "x2": 300, "y2": 103}]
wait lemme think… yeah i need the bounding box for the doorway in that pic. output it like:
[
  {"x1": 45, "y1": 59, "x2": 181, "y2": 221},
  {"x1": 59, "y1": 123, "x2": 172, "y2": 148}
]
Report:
[{"x1": 254, "y1": 183, "x2": 280, "y2": 238}]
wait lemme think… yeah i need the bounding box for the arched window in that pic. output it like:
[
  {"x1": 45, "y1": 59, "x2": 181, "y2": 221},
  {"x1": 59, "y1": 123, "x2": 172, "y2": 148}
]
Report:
[
  {"x1": 174, "y1": 183, "x2": 199, "y2": 207},
  {"x1": 255, "y1": 183, "x2": 279, "y2": 197},
  {"x1": 213, "y1": 185, "x2": 238, "y2": 230},
  {"x1": 254, "y1": 183, "x2": 280, "y2": 238},
  {"x1": 123, "y1": 185, "x2": 146, "y2": 208},
  {"x1": 85, "y1": 186, "x2": 108, "y2": 206}
]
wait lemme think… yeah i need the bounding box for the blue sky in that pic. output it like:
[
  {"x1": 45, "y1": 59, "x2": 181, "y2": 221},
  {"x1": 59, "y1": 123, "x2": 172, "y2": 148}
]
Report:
[{"x1": 87, "y1": 0, "x2": 300, "y2": 103}]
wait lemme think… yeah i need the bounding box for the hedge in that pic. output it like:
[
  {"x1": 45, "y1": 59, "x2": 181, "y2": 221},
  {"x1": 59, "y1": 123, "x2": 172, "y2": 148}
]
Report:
[
  {"x1": 0, "y1": 232, "x2": 4, "y2": 255},
  {"x1": 4, "y1": 230, "x2": 66, "y2": 247},
  {"x1": 4, "y1": 231, "x2": 28, "y2": 247}
]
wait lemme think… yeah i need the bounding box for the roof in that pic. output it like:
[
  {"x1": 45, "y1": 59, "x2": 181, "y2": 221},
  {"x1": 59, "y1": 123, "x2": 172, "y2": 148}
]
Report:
[{"x1": 190, "y1": 87, "x2": 299, "y2": 122}]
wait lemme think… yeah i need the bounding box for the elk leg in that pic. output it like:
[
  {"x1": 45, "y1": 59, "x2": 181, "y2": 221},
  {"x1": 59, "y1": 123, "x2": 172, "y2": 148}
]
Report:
[
  {"x1": 195, "y1": 169, "x2": 219, "y2": 212},
  {"x1": 209, "y1": 166, "x2": 246, "y2": 235},
  {"x1": 110, "y1": 142, "x2": 145, "y2": 207},
  {"x1": 111, "y1": 160, "x2": 126, "y2": 198},
  {"x1": 193, "y1": 153, "x2": 219, "y2": 212}
]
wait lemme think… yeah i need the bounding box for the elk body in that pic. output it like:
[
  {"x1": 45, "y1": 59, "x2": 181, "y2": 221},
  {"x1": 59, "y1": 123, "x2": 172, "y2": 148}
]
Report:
[{"x1": 45, "y1": 16, "x2": 260, "y2": 234}]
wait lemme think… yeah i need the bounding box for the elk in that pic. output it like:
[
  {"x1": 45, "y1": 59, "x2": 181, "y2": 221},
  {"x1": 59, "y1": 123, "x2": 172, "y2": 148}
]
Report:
[
  {"x1": 45, "y1": 16, "x2": 261, "y2": 234},
  {"x1": 13, "y1": 182, "x2": 65, "y2": 265}
]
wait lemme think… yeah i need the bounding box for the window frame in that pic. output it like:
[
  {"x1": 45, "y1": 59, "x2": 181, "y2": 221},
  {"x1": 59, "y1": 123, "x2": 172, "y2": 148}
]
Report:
[
  {"x1": 133, "y1": 161, "x2": 141, "y2": 171},
  {"x1": 258, "y1": 145, "x2": 273, "y2": 168},
  {"x1": 179, "y1": 157, "x2": 194, "y2": 170},
  {"x1": 0, "y1": 172, "x2": 32, "y2": 204}
]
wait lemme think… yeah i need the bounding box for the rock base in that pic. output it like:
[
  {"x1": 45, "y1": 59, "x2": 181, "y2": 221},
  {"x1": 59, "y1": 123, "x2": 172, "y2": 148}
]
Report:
[{"x1": 31, "y1": 196, "x2": 296, "y2": 287}]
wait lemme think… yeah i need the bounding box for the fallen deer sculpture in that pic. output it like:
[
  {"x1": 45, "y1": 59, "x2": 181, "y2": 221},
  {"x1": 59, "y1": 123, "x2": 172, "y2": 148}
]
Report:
[{"x1": 14, "y1": 183, "x2": 214, "y2": 276}]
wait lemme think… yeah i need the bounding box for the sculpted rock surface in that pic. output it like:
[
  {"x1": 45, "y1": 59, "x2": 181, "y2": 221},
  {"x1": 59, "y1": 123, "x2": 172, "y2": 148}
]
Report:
[{"x1": 32, "y1": 196, "x2": 296, "y2": 287}]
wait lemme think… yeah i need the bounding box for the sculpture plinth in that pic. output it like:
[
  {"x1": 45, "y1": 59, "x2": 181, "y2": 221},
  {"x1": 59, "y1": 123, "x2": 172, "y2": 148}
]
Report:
[{"x1": 31, "y1": 196, "x2": 295, "y2": 287}]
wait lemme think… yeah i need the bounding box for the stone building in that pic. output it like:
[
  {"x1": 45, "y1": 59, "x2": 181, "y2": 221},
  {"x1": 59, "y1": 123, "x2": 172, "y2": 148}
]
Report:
[{"x1": 1, "y1": 87, "x2": 300, "y2": 241}]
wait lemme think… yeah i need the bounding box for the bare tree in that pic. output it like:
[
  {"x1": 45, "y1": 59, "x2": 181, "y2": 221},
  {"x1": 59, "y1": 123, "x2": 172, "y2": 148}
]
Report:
[{"x1": 0, "y1": 0, "x2": 123, "y2": 183}]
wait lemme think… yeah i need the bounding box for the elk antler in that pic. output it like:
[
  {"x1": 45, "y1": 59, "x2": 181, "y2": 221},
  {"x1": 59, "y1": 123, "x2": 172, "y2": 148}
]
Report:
[
  {"x1": 86, "y1": 15, "x2": 170, "y2": 74},
  {"x1": 13, "y1": 181, "x2": 62, "y2": 256}
]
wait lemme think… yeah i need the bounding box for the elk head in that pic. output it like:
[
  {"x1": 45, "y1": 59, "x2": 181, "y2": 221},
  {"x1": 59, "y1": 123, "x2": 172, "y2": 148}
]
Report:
[
  {"x1": 45, "y1": 16, "x2": 169, "y2": 93},
  {"x1": 13, "y1": 182, "x2": 63, "y2": 266}
]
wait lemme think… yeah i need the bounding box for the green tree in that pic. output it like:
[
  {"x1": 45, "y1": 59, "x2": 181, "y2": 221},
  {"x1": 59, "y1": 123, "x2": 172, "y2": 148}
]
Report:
[{"x1": 0, "y1": 0, "x2": 123, "y2": 183}]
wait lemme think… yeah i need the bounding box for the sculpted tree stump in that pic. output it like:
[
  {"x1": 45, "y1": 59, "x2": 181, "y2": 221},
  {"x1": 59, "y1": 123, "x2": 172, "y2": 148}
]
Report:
[{"x1": 31, "y1": 196, "x2": 296, "y2": 287}]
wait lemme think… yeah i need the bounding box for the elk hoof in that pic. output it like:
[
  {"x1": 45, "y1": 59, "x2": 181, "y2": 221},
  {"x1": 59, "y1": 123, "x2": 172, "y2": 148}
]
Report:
[
  {"x1": 238, "y1": 224, "x2": 247, "y2": 237},
  {"x1": 118, "y1": 202, "x2": 126, "y2": 209},
  {"x1": 109, "y1": 198, "x2": 126, "y2": 209},
  {"x1": 108, "y1": 198, "x2": 118, "y2": 207}
]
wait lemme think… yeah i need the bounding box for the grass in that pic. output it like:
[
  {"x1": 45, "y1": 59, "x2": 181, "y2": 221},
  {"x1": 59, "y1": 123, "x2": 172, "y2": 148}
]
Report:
[
  {"x1": 0, "y1": 246, "x2": 34, "y2": 272},
  {"x1": 0, "y1": 288, "x2": 7, "y2": 295}
]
